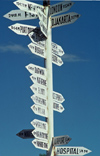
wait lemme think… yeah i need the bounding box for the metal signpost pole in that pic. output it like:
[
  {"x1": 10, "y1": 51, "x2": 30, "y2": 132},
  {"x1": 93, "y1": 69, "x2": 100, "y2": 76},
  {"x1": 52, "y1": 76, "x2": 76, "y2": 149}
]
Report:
[{"x1": 43, "y1": 1, "x2": 54, "y2": 156}]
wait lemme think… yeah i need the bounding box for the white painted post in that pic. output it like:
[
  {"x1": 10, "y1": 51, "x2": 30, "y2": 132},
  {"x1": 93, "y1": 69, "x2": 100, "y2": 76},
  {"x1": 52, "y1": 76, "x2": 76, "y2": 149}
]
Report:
[{"x1": 44, "y1": 2, "x2": 54, "y2": 156}]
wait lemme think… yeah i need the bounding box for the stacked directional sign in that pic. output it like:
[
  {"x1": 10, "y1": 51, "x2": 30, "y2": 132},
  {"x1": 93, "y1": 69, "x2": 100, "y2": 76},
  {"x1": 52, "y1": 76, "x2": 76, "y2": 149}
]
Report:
[{"x1": 4, "y1": 0, "x2": 92, "y2": 156}]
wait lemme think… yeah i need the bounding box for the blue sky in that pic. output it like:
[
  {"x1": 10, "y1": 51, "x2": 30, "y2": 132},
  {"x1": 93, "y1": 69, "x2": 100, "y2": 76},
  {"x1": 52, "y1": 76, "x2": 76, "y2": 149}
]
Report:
[{"x1": 0, "y1": 0, "x2": 100, "y2": 156}]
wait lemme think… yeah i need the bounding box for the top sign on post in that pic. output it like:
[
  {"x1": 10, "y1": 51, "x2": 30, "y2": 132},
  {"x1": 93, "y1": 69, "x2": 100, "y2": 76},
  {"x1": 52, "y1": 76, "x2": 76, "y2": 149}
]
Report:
[
  {"x1": 14, "y1": 0, "x2": 43, "y2": 15},
  {"x1": 50, "y1": 1, "x2": 74, "y2": 16}
]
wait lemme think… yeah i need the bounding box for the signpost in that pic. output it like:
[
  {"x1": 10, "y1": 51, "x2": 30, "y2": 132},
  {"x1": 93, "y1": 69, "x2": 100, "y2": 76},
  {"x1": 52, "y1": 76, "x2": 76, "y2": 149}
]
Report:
[
  {"x1": 53, "y1": 135, "x2": 71, "y2": 146},
  {"x1": 9, "y1": 23, "x2": 36, "y2": 35},
  {"x1": 16, "y1": 129, "x2": 34, "y2": 139},
  {"x1": 32, "y1": 129, "x2": 48, "y2": 140},
  {"x1": 51, "y1": 12, "x2": 81, "y2": 28},
  {"x1": 4, "y1": 1, "x2": 92, "y2": 156},
  {"x1": 14, "y1": 0, "x2": 43, "y2": 15},
  {"x1": 25, "y1": 63, "x2": 47, "y2": 78},
  {"x1": 54, "y1": 147, "x2": 92, "y2": 155},
  {"x1": 32, "y1": 139, "x2": 48, "y2": 150},
  {"x1": 49, "y1": 1, "x2": 74, "y2": 16},
  {"x1": 30, "y1": 75, "x2": 47, "y2": 87},
  {"x1": 4, "y1": 10, "x2": 38, "y2": 21},
  {"x1": 31, "y1": 119, "x2": 48, "y2": 132},
  {"x1": 31, "y1": 104, "x2": 48, "y2": 117}
]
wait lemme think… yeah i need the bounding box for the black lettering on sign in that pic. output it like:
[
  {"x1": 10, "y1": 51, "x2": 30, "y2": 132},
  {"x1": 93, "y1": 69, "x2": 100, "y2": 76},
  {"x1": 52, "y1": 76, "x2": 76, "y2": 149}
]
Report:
[
  {"x1": 52, "y1": 15, "x2": 71, "y2": 27},
  {"x1": 35, "y1": 46, "x2": 44, "y2": 56},
  {"x1": 37, "y1": 77, "x2": 47, "y2": 86},
  {"x1": 63, "y1": 3, "x2": 71, "y2": 8},
  {"x1": 50, "y1": 4, "x2": 62, "y2": 15},
  {"x1": 52, "y1": 55, "x2": 58, "y2": 63},
  {"x1": 34, "y1": 67, "x2": 45, "y2": 76}
]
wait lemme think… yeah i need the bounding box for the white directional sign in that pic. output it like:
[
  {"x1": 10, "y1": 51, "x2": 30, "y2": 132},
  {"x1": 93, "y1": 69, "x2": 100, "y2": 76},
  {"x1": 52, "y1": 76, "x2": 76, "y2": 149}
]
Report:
[
  {"x1": 37, "y1": 8, "x2": 47, "y2": 28},
  {"x1": 50, "y1": 1, "x2": 74, "y2": 16},
  {"x1": 31, "y1": 94, "x2": 47, "y2": 107},
  {"x1": 51, "y1": 12, "x2": 81, "y2": 28},
  {"x1": 39, "y1": 21, "x2": 47, "y2": 38},
  {"x1": 31, "y1": 119, "x2": 48, "y2": 132},
  {"x1": 53, "y1": 102, "x2": 64, "y2": 113},
  {"x1": 14, "y1": 0, "x2": 43, "y2": 15},
  {"x1": 54, "y1": 146, "x2": 92, "y2": 155},
  {"x1": 32, "y1": 129, "x2": 48, "y2": 140},
  {"x1": 4, "y1": 10, "x2": 38, "y2": 21},
  {"x1": 9, "y1": 23, "x2": 36, "y2": 35},
  {"x1": 25, "y1": 63, "x2": 47, "y2": 78},
  {"x1": 30, "y1": 84, "x2": 47, "y2": 97},
  {"x1": 53, "y1": 91, "x2": 65, "y2": 103},
  {"x1": 52, "y1": 53, "x2": 63, "y2": 66},
  {"x1": 28, "y1": 42, "x2": 46, "y2": 58},
  {"x1": 53, "y1": 135, "x2": 71, "y2": 146},
  {"x1": 32, "y1": 139, "x2": 48, "y2": 150},
  {"x1": 30, "y1": 75, "x2": 47, "y2": 87},
  {"x1": 31, "y1": 104, "x2": 47, "y2": 117},
  {"x1": 28, "y1": 32, "x2": 64, "y2": 56}
]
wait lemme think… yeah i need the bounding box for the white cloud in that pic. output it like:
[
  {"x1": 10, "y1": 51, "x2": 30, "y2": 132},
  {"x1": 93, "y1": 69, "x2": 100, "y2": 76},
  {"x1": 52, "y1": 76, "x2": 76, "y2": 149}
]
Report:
[
  {"x1": 0, "y1": 44, "x2": 29, "y2": 54},
  {"x1": 62, "y1": 54, "x2": 88, "y2": 62}
]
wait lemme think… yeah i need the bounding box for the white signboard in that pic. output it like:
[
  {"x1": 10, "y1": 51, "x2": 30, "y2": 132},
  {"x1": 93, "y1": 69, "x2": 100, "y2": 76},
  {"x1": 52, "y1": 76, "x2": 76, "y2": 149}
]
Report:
[
  {"x1": 31, "y1": 119, "x2": 48, "y2": 132},
  {"x1": 37, "y1": 8, "x2": 47, "y2": 28},
  {"x1": 52, "y1": 53, "x2": 63, "y2": 66},
  {"x1": 30, "y1": 84, "x2": 47, "y2": 97},
  {"x1": 31, "y1": 94, "x2": 47, "y2": 107},
  {"x1": 32, "y1": 129, "x2": 48, "y2": 140},
  {"x1": 14, "y1": 0, "x2": 43, "y2": 15},
  {"x1": 51, "y1": 12, "x2": 81, "y2": 28},
  {"x1": 9, "y1": 23, "x2": 36, "y2": 35},
  {"x1": 53, "y1": 91, "x2": 65, "y2": 103},
  {"x1": 25, "y1": 63, "x2": 47, "y2": 78},
  {"x1": 28, "y1": 42, "x2": 46, "y2": 58},
  {"x1": 55, "y1": 146, "x2": 92, "y2": 155},
  {"x1": 53, "y1": 135, "x2": 71, "y2": 146},
  {"x1": 39, "y1": 21, "x2": 47, "y2": 38},
  {"x1": 30, "y1": 75, "x2": 47, "y2": 87},
  {"x1": 53, "y1": 102, "x2": 64, "y2": 113},
  {"x1": 50, "y1": 1, "x2": 74, "y2": 16},
  {"x1": 31, "y1": 104, "x2": 47, "y2": 117},
  {"x1": 4, "y1": 10, "x2": 38, "y2": 21},
  {"x1": 32, "y1": 139, "x2": 48, "y2": 150},
  {"x1": 28, "y1": 32, "x2": 64, "y2": 56}
]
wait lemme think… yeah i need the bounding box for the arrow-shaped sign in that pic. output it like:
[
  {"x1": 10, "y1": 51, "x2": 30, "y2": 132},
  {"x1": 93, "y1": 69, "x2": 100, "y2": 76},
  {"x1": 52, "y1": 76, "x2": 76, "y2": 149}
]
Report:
[
  {"x1": 28, "y1": 32, "x2": 64, "y2": 56},
  {"x1": 54, "y1": 146, "x2": 92, "y2": 155},
  {"x1": 16, "y1": 129, "x2": 34, "y2": 139},
  {"x1": 32, "y1": 139, "x2": 48, "y2": 150},
  {"x1": 39, "y1": 21, "x2": 47, "y2": 38},
  {"x1": 9, "y1": 23, "x2": 36, "y2": 35},
  {"x1": 30, "y1": 84, "x2": 47, "y2": 98},
  {"x1": 32, "y1": 129, "x2": 48, "y2": 140},
  {"x1": 30, "y1": 75, "x2": 47, "y2": 87},
  {"x1": 25, "y1": 63, "x2": 47, "y2": 78},
  {"x1": 31, "y1": 119, "x2": 48, "y2": 132},
  {"x1": 4, "y1": 10, "x2": 38, "y2": 21},
  {"x1": 53, "y1": 102, "x2": 64, "y2": 113},
  {"x1": 51, "y1": 12, "x2": 81, "y2": 28},
  {"x1": 49, "y1": 1, "x2": 74, "y2": 16},
  {"x1": 14, "y1": 0, "x2": 43, "y2": 15},
  {"x1": 31, "y1": 104, "x2": 48, "y2": 117},
  {"x1": 53, "y1": 135, "x2": 71, "y2": 146}
]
